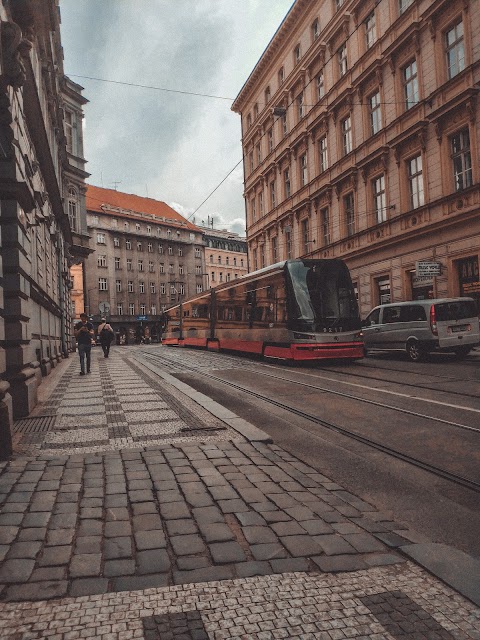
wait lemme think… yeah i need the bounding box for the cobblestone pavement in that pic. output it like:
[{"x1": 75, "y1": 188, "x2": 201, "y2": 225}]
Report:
[
  {"x1": 1, "y1": 348, "x2": 479, "y2": 637},
  {"x1": 0, "y1": 564, "x2": 479, "y2": 639}
]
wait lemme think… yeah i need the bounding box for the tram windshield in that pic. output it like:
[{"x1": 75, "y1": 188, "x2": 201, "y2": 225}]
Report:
[{"x1": 286, "y1": 259, "x2": 360, "y2": 331}]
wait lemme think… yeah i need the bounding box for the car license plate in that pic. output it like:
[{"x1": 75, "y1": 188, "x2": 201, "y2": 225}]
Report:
[{"x1": 450, "y1": 324, "x2": 468, "y2": 333}]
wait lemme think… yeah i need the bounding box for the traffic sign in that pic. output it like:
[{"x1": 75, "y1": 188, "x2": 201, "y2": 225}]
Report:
[{"x1": 137, "y1": 315, "x2": 148, "y2": 321}]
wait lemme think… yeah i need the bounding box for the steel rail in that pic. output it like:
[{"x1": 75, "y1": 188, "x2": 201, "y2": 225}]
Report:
[{"x1": 139, "y1": 350, "x2": 480, "y2": 494}]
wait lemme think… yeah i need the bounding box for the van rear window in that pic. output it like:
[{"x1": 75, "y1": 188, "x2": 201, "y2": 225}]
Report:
[{"x1": 434, "y1": 300, "x2": 477, "y2": 321}]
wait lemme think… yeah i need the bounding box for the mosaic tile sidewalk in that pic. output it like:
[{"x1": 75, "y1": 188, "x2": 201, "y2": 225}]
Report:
[
  {"x1": 0, "y1": 563, "x2": 478, "y2": 639},
  {"x1": 2, "y1": 347, "x2": 479, "y2": 637}
]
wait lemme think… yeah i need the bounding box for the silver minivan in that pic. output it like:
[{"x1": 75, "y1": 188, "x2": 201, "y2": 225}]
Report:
[{"x1": 362, "y1": 297, "x2": 480, "y2": 361}]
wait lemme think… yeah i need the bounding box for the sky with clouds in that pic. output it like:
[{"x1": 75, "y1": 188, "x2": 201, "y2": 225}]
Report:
[{"x1": 59, "y1": 0, "x2": 294, "y2": 235}]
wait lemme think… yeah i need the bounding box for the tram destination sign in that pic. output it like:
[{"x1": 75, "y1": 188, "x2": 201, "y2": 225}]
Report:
[{"x1": 415, "y1": 261, "x2": 441, "y2": 277}]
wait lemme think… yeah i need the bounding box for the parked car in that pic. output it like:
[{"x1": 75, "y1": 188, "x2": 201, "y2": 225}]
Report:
[{"x1": 362, "y1": 298, "x2": 480, "y2": 362}]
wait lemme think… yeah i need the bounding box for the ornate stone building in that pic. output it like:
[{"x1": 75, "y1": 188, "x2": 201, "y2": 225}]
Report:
[
  {"x1": 84, "y1": 186, "x2": 205, "y2": 344},
  {"x1": 199, "y1": 224, "x2": 248, "y2": 288},
  {"x1": 232, "y1": 0, "x2": 480, "y2": 316},
  {"x1": 0, "y1": 0, "x2": 90, "y2": 455}
]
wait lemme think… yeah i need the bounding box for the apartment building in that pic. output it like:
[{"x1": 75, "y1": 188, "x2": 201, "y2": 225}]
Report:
[
  {"x1": 84, "y1": 186, "x2": 205, "y2": 343},
  {"x1": 0, "y1": 1, "x2": 89, "y2": 446},
  {"x1": 200, "y1": 225, "x2": 248, "y2": 288},
  {"x1": 232, "y1": 0, "x2": 480, "y2": 316}
]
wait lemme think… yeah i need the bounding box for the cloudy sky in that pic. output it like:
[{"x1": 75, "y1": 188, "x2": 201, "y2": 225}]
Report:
[{"x1": 59, "y1": 0, "x2": 294, "y2": 235}]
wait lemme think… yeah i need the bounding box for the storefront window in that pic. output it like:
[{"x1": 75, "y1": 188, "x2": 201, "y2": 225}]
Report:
[
  {"x1": 376, "y1": 276, "x2": 391, "y2": 304},
  {"x1": 457, "y1": 256, "x2": 480, "y2": 313},
  {"x1": 410, "y1": 271, "x2": 434, "y2": 300}
]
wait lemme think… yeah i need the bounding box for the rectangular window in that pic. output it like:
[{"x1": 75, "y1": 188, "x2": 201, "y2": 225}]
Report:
[
  {"x1": 301, "y1": 218, "x2": 310, "y2": 254},
  {"x1": 284, "y1": 168, "x2": 291, "y2": 198},
  {"x1": 113, "y1": 237, "x2": 120, "y2": 247},
  {"x1": 98, "y1": 278, "x2": 108, "y2": 291},
  {"x1": 149, "y1": 261, "x2": 154, "y2": 272},
  {"x1": 446, "y1": 21, "x2": 465, "y2": 79},
  {"x1": 282, "y1": 113, "x2": 288, "y2": 137},
  {"x1": 140, "y1": 304, "x2": 146, "y2": 315},
  {"x1": 336, "y1": 0, "x2": 345, "y2": 9},
  {"x1": 321, "y1": 208, "x2": 330, "y2": 245},
  {"x1": 195, "y1": 265, "x2": 202, "y2": 275},
  {"x1": 270, "y1": 181, "x2": 276, "y2": 209},
  {"x1": 129, "y1": 303, "x2": 135, "y2": 316},
  {"x1": 451, "y1": 129, "x2": 472, "y2": 191},
  {"x1": 178, "y1": 247, "x2": 183, "y2": 256},
  {"x1": 147, "y1": 242, "x2": 153, "y2": 252},
  {"x1": 178, "y1": 284, "x2": 185, "y2": 296},
  {"x1": 365, "y1": 12, "x2": 376, "y2": 49},
  {"x1": 160, "y1": 283, "x2": 166, "y2": 295},
  {"x1": 139, "y1": 281, "x2": 145, "y2": 293},
  {"x1": 114, "y1": 257, "x2": 121, "y2": 270},
  {"x1": 259, "y1": 191, "x2": 264, "y2": 216},
  {"x1": 312, "y1": 18, "x2": 319, "y2": 40},
  {"x1": 294, "y1": 44, "x2": 301, "y2": 64},
  {"x1": 373, "y1": 174, "x2": 387, "y2": 223},
  {"x1": 126, "y1": 259, "x2": 132, "y2": 271},
  {"x1": 369, "y1": 91, "x2": 382, "y2": 134},
  {"x1": 285, "y1": 230, "x2": 292, "y2": 259},
  {"x1": 342, "y1": 115, "x2": 353, "y2": 155},
  {"x1": 317, "y1": 71, "x2": 325, "y2": 101},
  {"x1": 338, "y1": 43, "x2": 348, "y2": 77},
  {"x1": 96, "y1": 233, "x2": 106, "y2": 244},
  {"x1": 260, "y1": 245, "x2": 265, "y2": 269},
  {"x1": 249, "y1": 151, "x2": 254, "y2": 173},
  {"x1": 196, "y1": 284, "x2": 203, "y2": 293},
  {"x1": 169, "y1": 264, "x2": 174, "y2": 273},
  {"x1": 319, "y1": 135, "x2": 328, "y2": 172},
  {"x1": 117, "y1": 303, "x2": 123, "y2": 315},
  {"x1": 116, "y1": 279, "x2": 121, "y2": 292},
  {"x1": 278, "y1": 67, "x2": 285, "y2": 85},
  {"x1": 344, "y1": 193, "x2": 355, "y2": 236},
  {"x1": 168, "y1": 246, "x2": 173, "y2": 255},
  {"x1": 179, "y1": 265, "x2": 184, "y2": 275},
  {"x1": 403, "y1": 60, "x2": 419, "y2": 110},
  {"x1": 158, "y1": 244, "x2": 164, "y2": 254},
  {"x1": 251, "y1": 197, "x2": 256, "y2": 222},
  {"x1": 256, "y1": 143, "x2": 261, "y2": 164},
  {"x1": 408, "y1": 155, "x2": 425, "y2": 209},
  {"x1": 157, "y1": 227, "x2": 161, "y2": 237},
  {"x1": 268, "y1": 128, "x2": 274, "y2": 153},
  {"x1": 97, "y1": 255, "x2": 107, "y2": 268},
  {"x1": 151, "y1": 305, "x2": 157, "y2": 315},
  {"x1": 135, "y1": 223, "x2": 141, "y2": 232},
  {"x1": 300, "y1": 154, "x2": 308, "y2": 186},
  {"x1": 138, "y1": 260, "x2": 144, "y2": 271},
  {"x1": 272, "y1": 236, "x2": 278, "y2": 263},
  {"x1": 126, "y1": 239, "x2": 131, "y2": 250},
  {"x1": 147, "y1": 225, "x2": 151, "y2": 236},
  {"x1": 128, "y1": 281, "x2": 134, "y2": 292},
  {"x1": 195, "y1": 248, "x2": 201, "y2": 258},
  {"x1": 297, "y1": 93, "x2": 304, "y2": 120},
  {"x1": 253, "y1": 249, "x2": 258, "y2": 271}
]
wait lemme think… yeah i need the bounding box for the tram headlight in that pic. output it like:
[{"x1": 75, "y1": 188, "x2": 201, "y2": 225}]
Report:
[{"x1": 293, "y1": 332, "x2": 314, "y2": 340}]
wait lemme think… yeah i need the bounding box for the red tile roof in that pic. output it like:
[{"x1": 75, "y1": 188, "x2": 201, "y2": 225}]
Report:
[{"x1": 86, "y1": 185, "x2": 200, "y2": 231}]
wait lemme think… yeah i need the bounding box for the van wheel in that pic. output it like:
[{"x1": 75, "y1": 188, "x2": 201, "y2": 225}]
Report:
[
  {"x1": 454, "y1": 346, "x2": 471, "y2": 359},
  {"x1": 406, "y1": 340, "x2": 425, "y2": 362}
]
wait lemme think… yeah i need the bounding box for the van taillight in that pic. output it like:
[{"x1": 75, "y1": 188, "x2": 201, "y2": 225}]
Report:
[{"x1": 430, "y1": 305, "x2": 438, "y2": 336}]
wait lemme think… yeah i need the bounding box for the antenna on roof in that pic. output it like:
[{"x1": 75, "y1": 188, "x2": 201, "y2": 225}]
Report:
[{"x1": 112, "y1": 180, "x2": 122, "y2": 191}]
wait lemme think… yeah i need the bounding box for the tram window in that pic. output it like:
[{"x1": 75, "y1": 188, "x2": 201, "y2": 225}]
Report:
[{"x1": 234, "y1": 307, "x2": 243, "y2": 321}]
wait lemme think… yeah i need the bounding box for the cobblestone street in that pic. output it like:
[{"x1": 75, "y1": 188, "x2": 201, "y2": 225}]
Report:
[{"x1": 0, "y1": 348, "x2": 479, "y2": 638}]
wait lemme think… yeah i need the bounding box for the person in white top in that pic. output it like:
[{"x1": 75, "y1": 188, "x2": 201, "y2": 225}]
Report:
[{"x1": 97, "y1": 317, "x2": 114, "y2": 358}]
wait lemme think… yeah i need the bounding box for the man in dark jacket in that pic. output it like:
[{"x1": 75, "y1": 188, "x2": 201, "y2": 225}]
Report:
[
  {"x1": 97, "y1": 317, "x2": 114, "y2": 358},
  {"x1": 74, "y1": 313, "x2": 94, "y2": 375}
]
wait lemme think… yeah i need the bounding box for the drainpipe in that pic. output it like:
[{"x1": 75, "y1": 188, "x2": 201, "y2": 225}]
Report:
[{"x1": 57, "y1": 233, "x2": 68, "y2": 357}]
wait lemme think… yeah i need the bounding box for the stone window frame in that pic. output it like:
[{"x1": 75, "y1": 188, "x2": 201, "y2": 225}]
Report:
[{"x1": 371, "y1": 173, "x2": 388, "y2": 225}]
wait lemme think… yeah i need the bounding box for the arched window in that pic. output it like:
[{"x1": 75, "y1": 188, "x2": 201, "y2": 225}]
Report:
[{"x1": 67, "y1": 187, "x2": 78, "y2": 232}]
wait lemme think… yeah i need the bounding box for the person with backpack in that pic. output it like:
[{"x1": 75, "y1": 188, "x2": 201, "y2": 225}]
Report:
[{"x1": 97, "y1": 317, "x2": 114, "y2": 358}]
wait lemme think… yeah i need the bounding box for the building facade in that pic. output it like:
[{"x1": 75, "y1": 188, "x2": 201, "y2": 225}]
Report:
[
  {"x1": 200, "y1": 226, "x2": 248, "y2": 288},
  {"x1": 232, "y1": 0, "x2": 480, "y2": 317},
  {"x1": 0, "y1": 0, "x2": 89, "y2": 452},
  {"x1": 84, "y1": 186, "x2": 205, "y2": 343}
]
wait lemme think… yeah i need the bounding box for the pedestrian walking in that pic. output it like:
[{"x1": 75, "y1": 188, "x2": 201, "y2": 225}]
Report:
[
  {"x1": 97, "y1": 317, "x2": 114, "y2": 358},
  {"x1": 74, "y1": 313, "x2": 94, "y2": 375}
]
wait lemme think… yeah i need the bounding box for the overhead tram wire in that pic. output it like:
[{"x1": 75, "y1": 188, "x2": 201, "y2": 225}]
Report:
[{"x1": 70, "y1": 0, "x2": 407, "y2": 218}]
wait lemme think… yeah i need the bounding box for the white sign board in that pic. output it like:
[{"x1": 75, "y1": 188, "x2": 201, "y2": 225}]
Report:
[{"x1": 416, "y1": 261, "x2": 441, "y2": 277}]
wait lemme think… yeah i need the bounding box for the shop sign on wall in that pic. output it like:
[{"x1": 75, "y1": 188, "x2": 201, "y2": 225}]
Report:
[{"x1": 415, "y1": 261, "x2": 441, "y2": 277}]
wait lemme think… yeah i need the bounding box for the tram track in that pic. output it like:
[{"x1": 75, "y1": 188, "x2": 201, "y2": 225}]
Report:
[{"x1": 138, "y1": 349, "x2": 480, "y2": 495}]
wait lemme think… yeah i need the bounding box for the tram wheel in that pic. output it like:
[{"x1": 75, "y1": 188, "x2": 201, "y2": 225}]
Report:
[{"x1": 406, "y1": 340, "x2": 426, "y2": 362}]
